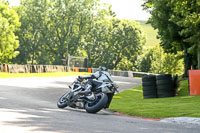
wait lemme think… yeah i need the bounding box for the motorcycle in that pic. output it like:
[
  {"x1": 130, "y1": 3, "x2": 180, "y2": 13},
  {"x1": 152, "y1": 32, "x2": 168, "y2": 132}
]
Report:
[{"x1": 57, "y1": 78, "x2": 118, "y2": 113}]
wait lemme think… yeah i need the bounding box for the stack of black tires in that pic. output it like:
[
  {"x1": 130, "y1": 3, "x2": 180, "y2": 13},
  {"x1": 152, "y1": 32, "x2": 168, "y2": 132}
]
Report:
[
  {"x1": 142, "y1": 76, "x2": 157, "y2": 99},
  {"x1": 156, "y1": 74, "x2": 175, "y2": 98},
  {"x1": 142, "y1": 74, "x2": 177, "y2": 99}
]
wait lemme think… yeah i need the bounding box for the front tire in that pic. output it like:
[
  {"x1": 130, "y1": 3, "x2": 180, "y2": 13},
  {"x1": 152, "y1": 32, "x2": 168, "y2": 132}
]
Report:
[
  {"x1": 85, "y1": 93, "x2": 108, "y2": 113},
  {"x1": 57, "y1": 92, "x2": 70, "y2": 108}
]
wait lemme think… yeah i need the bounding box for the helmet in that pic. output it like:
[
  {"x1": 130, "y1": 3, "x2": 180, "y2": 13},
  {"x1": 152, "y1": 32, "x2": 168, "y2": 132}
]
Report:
[{"x1": 98, "y1": 66, "x2": 107, "y2": 71}]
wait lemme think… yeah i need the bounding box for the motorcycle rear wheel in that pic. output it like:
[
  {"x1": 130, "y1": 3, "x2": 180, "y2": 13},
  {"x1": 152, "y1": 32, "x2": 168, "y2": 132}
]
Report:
[
  {"x1": 57, "y1": 92, "x2": 70, "y2": 108},
  {"x1": 85, "y1": 93, "x2": 108, "y2": 113}
]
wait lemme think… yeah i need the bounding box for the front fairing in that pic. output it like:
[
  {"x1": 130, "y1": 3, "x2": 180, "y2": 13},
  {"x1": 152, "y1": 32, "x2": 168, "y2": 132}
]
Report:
[{"x1": 100, "y1": 82, "x2": 115, "y2": 93}]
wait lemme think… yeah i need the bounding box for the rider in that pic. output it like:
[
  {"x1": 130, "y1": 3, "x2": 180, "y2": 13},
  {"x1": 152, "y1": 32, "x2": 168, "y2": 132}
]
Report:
[{"x1": 78, "y1": 66, "x2": 114, "y2": 95}]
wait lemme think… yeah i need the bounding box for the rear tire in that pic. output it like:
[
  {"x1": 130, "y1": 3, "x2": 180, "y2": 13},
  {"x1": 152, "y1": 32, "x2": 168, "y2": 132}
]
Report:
[{"x1": 85, "y1": 93, "x2": 108, "y2": 113}]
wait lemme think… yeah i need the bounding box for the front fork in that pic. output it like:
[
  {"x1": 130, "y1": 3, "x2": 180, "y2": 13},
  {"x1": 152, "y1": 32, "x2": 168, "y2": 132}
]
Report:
[{"x1": 104, "y1": 93, "x2": 114, "y2": 109}]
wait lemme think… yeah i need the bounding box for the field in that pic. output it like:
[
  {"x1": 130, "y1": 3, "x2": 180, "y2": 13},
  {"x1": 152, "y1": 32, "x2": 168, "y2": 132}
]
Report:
[
  {"x1": 137, "y1": 20, "x2": 160, "y2": 47},
  {"x1": 109, "y1": 80, "x2": 200, "y2": 119}
]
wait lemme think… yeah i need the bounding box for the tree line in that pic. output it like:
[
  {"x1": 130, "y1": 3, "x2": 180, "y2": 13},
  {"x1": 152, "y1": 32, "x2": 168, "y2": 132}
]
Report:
[
  {"x1": 0, "y1": 0, "x2": 199, "y2": 76},
  {"x1": 0, "y1": 0, "x2": 145, "y2": 71},
  {"x1": 143, "y1": 0, "x2": 200, "y2": 76}
]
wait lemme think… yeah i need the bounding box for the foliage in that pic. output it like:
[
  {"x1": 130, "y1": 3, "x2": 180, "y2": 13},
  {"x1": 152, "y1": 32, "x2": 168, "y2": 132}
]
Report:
[
  {"x1": 83, "y1": 18, "x2": 146, "y2": 70},
  {"x1": 170, "y1": 0, "x2": 200, "y2": 69},
  {"x1": 170, "y1": 0, "x2": 200, "y2": 53},
  {"x1": 0, "y1": 0, "x2": 20, "y2": 63},
  {"x1": 1, "y1": 0, "x2": 146, "y2": 72},
  {"x1": 11, "y1": 0, "x2": 146, "y2": 71},
  {"x1": 81, "y1": 18, "x2": 113, "y2": 68},
  {"x1": 110, "y1": 19, "x2": 146, "y2": 70},
  {"x1": 47, "y1": 0, "x2": 102, "y2": 64},
  {"x1": 143, "y1": 0, "x2": 200, "y2": 75},
  {"x1": 14, "y1": 0, "x2": 108, "y2": 65},
  {"x1": 138, "y1": 48, "x2": 153, "y2": 72},
  {"x1": 177, "y1": 79, "x2": 189, "y2": 96},
  {"x1": 14, "y1": 0, "x2": 51, "y2": 64},
  {"x1": 138, "y1": 45, "x2": 184, "y2": 76}
]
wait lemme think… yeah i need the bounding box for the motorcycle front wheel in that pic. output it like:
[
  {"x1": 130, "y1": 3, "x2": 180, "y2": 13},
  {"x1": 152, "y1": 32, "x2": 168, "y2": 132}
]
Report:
[
  {"x1": 57, "y1": 92, "x2": 70, "y2": 108},
  {"x1": 85, "y1": 93, "x2": 108, "y2": 113}
]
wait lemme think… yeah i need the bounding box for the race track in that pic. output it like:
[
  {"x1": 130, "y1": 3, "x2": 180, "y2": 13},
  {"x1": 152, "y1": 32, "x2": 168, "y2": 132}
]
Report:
[{"x1": 0, "y1": 76, "x2": 199, "y2": 133}]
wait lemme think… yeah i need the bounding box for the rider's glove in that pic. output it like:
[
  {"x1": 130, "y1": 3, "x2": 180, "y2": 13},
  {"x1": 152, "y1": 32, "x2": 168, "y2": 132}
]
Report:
[{"x1": 113, "y1": 83, "x2": 119, "y2": 88}]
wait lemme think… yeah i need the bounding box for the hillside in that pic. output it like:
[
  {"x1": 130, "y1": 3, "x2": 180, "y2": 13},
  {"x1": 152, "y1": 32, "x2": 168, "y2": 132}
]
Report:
[{"x1": 137, "y1": 20, "x2": 160, "y2": 47}]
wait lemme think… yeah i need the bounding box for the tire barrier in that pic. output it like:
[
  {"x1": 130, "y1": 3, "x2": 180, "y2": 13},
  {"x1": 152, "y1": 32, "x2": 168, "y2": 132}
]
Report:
[
  {"x1": 156, "y1": 74, "x2": 175, "y2": 98},
  {"x1": 142, "y1": 75, "x2": 157, "y2": 99},
  {"x1": 142, "y1": 74, "x2": 178, "y2": 99}
]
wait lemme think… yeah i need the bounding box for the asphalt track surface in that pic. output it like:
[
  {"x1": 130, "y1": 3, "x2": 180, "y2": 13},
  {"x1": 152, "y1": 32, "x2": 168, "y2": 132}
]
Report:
[{"x1": 0, "y1": 76, "x2": 200, "y2": 133}]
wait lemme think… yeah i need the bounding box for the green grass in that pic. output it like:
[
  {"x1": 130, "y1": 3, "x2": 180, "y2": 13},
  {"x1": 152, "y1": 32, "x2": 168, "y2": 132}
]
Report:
[
  {"x1": 177, "y1": 79, "x2": 189, "y2": 96},
  {"x1": 133, "y1": 77, "x2": 142, "y2": 79},
  {"x1": 109, "y1": 79, "x2": 200, "y2": 119},
  {"x1": 0, "y1": 72, "x2": 89, "y2": 78}
]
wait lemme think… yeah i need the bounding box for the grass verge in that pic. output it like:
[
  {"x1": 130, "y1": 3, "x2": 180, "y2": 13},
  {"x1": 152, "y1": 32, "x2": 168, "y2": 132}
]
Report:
[
  {"x1": 0, "y1": 72, "x2": 89, "y2": 78},
  {"x1": 109, "y1": 80, "x2": 200, "y2": 119}
]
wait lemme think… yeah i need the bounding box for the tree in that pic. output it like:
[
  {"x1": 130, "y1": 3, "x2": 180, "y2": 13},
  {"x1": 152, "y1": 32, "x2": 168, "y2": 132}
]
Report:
[
  {"x1": 138, "y1": 45, "x2": 184, "y2": 75},
  {"x1": 82, "y1": 18, "x2": 113, "y2": 68},
  {"x1": 48, "y1": 0, "x2": 101, "y2": 64},
  {"x1": 0, "y1": 1, "x2": 20, "y2": 63},
  {"x1": 14, "y1": 0, "x2": 107, "y2": 65},
  {"x1": 83, "y1": 18, "x2": 146, "y2": 70},
  {"x1": 138, "y1": 48, "x2": 153, "y2": 72},
  {"x1": 170, "y1": 0, "x2": 200, "y2": 69},
  {"x1": 14, "y1": 0, "x2": 51, "y2": 64},
  {"x1": 143, "y1": 0, "x2": 200, "y2": 76},
  {"x1": 13, "y1": 0, "x2": 146, "y2": 71},
  {"x1": 110, "y1": 19, "x2": 146, "y2": 70}
]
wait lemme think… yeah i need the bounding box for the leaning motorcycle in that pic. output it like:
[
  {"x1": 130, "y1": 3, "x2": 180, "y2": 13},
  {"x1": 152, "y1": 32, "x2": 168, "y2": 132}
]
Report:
[{"x1": 57, "y1": 78, "x2": 118, "y2": 113}]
